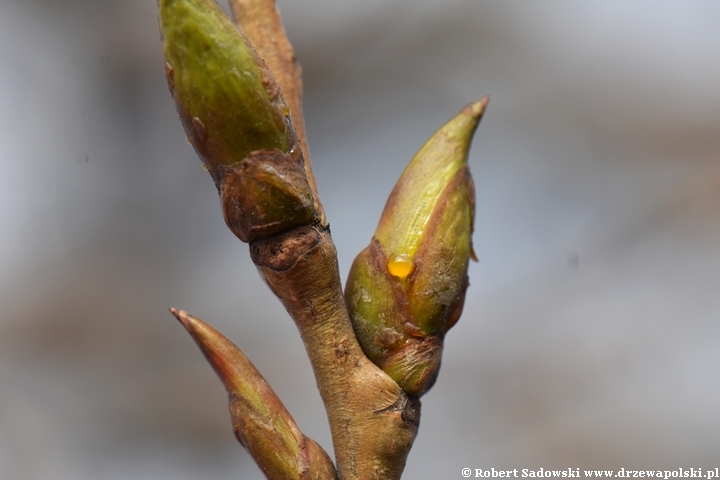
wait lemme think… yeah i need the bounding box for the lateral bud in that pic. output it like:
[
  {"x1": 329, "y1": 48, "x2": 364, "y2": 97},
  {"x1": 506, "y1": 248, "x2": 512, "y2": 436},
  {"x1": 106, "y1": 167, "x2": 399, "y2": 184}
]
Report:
[
  {"x1": 170, "y1": 308, "x2": 337, "y2": 480},
  {"x1": 345, "y1": 98, "x2": 488, "y2": 396}
]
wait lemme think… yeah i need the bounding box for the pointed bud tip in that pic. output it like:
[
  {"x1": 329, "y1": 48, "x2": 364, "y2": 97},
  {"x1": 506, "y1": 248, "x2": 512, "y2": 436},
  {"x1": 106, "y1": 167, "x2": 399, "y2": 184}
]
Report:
[
  {"x1": 170, "y1": 309, "x2": 230, "y2": 362},
  {"x1": 446, "y1": 96, "x2": 490, "y2": 145},
  {"x1": 169, "y1": 307, "x2": 248, "y2": 395},
  {"x1": 462, "y1": 96, "x2": 490, "y2": 119},
  {"x1": 169, "y1": 308, "x2": 227, "y2": 363},
  {"x1": 169, "y1": 307, "x2": 189, "y2": 327},
  {"x1": 170, "y1": 307, "x2": 207, "y2": 337}
]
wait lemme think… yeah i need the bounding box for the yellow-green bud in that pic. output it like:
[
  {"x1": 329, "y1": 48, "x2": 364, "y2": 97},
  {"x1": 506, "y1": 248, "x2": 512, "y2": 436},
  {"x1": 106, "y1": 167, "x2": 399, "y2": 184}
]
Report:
[
  {"x1": 159, "y1": 0, "x2": 294, "y2": 176},
  {"x1": 345, "y1": 98, "x2": 487, "y2": 396},
  {"x1": 159, "y1": 0, "x2": 317, "y2": 242}
]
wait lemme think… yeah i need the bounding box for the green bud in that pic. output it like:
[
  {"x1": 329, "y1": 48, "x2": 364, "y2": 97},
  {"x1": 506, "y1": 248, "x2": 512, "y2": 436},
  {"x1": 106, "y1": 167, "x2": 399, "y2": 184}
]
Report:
[
  {"x1": 159, "y1": 0, "x2": 294, "y2": 176},
  {"x1": 345, "y1": 98, "x2": 487, "y2": 396},
  {"x1": 159, "y1": 0, "x2": 318, "y2": 243}
]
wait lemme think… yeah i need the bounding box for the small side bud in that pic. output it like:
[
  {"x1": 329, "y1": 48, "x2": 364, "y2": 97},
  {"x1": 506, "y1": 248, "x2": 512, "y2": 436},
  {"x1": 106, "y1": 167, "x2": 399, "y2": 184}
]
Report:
[
  {"x1": 345, "y1": 98, "x2": 488, "y2": 396},
  {"x1": 170, "y1": 308, "x2": 337, "y2": 480}
]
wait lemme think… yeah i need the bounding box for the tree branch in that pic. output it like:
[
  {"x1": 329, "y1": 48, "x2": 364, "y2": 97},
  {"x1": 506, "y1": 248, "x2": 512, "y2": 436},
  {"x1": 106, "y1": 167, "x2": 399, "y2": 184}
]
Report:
[
  {"x1": 249, "y1": 226, "x2": 420, "y2": 479},
  {"x1": 160, "y1": 1, "x2": 423, "y2": 477},
  {"x1": 223, "y1": 2, "x2": 422, "y2": 476}
]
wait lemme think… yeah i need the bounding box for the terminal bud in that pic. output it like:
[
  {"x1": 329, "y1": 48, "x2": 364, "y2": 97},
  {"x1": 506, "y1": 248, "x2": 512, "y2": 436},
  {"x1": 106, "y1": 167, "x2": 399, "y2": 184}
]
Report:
[
  {"x1": 159, "y1": 0, "x2": 295, "y2": 175},
  {"x1": 159, "y1": 0, "x2": 317, "y2": 242}
]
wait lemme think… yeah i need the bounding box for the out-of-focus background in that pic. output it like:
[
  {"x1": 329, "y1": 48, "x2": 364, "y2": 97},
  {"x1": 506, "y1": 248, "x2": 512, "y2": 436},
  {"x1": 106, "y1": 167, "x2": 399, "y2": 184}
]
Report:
[{"x1": 1, "y1": 0, "x2": 719, "y2": 478}]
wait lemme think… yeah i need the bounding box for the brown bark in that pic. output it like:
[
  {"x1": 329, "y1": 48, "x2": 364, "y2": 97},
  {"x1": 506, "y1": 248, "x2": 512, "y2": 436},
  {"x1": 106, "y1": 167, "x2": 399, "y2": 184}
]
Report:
[{"x1": 249, "y1": 226, "x2": 420, "y2": 479}]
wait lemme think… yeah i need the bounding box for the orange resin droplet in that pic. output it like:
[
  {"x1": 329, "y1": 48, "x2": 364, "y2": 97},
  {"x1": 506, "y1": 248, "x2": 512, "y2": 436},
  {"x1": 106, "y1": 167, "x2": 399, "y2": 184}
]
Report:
[{"x1": 387, "y1": 254, "x2": 415, "y2": 280}]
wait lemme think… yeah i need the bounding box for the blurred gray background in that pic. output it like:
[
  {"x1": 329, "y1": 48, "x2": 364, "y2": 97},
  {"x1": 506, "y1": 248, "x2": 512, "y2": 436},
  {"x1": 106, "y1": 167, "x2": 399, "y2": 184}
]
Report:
[{"x1": 1, "y1": 0, "x2": 719, "y2": 478}]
